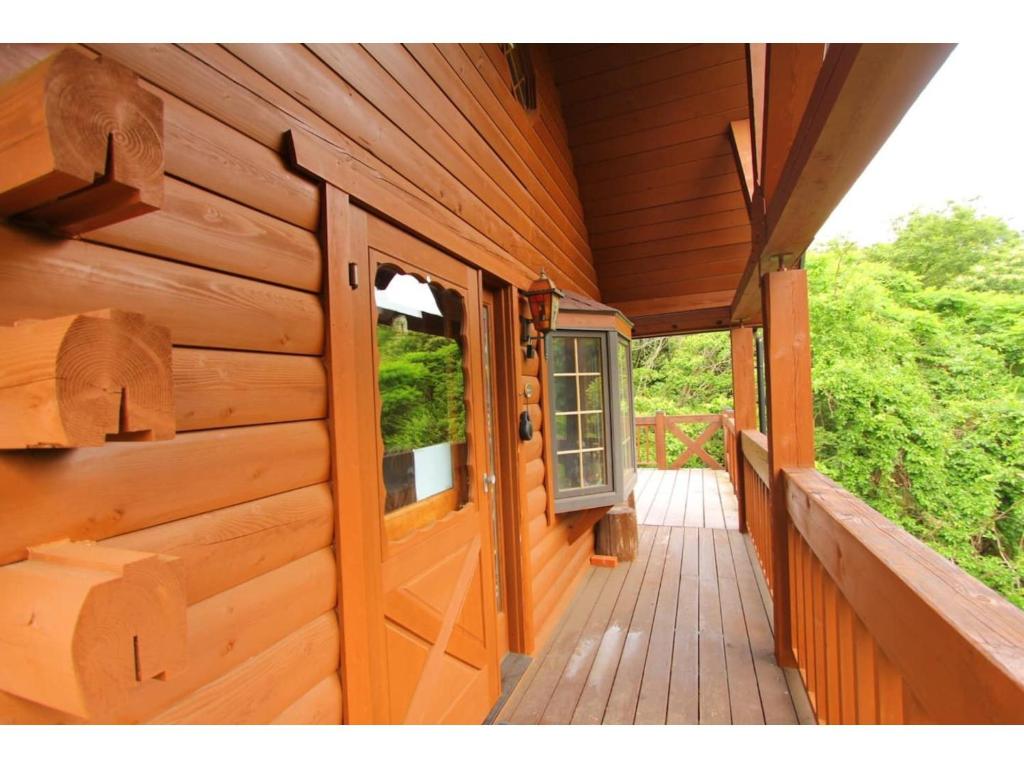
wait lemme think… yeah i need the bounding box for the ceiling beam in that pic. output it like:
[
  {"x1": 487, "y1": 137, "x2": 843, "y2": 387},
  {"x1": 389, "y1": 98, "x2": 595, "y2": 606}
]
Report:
[
  {"x1": 730, "y1": 43, "x2": 956, "y2": 324},
  {"x1": 630, "y1": 306, "x2": 736, "y2": 338},
  {"x1": 728, "y1": 118, "x2": 755, "y2": 212}
]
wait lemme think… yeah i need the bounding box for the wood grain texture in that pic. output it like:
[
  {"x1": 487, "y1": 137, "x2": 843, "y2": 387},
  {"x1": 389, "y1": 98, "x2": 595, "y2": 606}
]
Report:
[
  {"x1": 0, "y1": 420, "x2": 330, "y2": 566},
  {"x1": 103, "y1": 483, "x2": 333, "y2": 604},
  {"x1": 173, "y1": 348, "x2": 326, "y2": 431},
  {"x1": 0, "y1": 223, "x2": 323, "y2": 355},
  {"x1": 148, "y1": 611, "x2": 339, "y2": 724},
  {"x1": 88, "y1": 177, "x2": 322, "y2": 292}
]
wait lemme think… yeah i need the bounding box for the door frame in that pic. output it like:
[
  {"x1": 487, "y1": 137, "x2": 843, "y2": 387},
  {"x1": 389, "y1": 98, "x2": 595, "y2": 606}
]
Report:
[{"x1": 320, "y1": 182, "x2": 531, "y2": 722}]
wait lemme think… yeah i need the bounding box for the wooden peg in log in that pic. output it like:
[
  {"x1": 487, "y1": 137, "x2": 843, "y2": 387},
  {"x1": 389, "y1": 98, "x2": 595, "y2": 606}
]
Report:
[
  {"x1": 0, "y1": 540, "x2": 186, "y2": 719},
  {"x1": 0, "y1": 48, "x2": 163, "y2": 235},
  {"x1": 0, "y1": 309, "x2": 175, "y2": 448}
]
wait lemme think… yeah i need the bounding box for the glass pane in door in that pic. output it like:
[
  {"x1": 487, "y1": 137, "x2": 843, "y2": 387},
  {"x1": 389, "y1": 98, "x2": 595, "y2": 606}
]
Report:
[{"x1": 374, "y1": 265, "x2": 469, "y2": 540}]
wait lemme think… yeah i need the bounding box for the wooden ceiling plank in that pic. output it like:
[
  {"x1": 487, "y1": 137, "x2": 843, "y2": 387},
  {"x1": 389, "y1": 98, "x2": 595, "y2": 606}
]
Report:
[
  {"x1": 597, "y1": 243, "x2": 750, "y2": 280},
  {"x1": 587, "y1": 191, "x2": 746, "y2": 235},
  {"x1": 576, "y1": 135, "x2": 732, "y2": 186},
  {"x1": 563, "y1": 59, "x2": 748, "y2": 128},
  {"x1": 591, "y1": 207, "x2": 749, "y2": 251},
  {"x1": 730, "y1": 43, "x2": 956, "y2": 324},
  {"x1": 594, "y1": 224, "x2": 752, "y2": 264},
  {"x1": 583, "y1": 173, "x2": 741, "y2": 219},
  {"x1": 560, "y1": 44, "x2": 745, "y2": 108}
]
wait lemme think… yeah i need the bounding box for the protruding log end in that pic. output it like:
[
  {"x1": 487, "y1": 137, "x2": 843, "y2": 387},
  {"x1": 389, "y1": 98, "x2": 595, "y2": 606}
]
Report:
[
  {"x1": 0, "y1": 48, "x2": 163, "y2": 235},
  {"x1": 0, "y1": 309, "x2": 175, "y2": 448},
  {"x1": 0, "y1": 540, "x2": 186, "y2": 720}
]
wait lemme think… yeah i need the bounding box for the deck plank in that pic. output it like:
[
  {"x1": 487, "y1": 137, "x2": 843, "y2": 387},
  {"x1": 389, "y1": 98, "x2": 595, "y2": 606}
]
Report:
[
  {"x1": 666, "y1": 526, "x2": 700, "y2": 723},
  {"x1": 503, "y1": 566, "x2": 613, "y2": 723},
  {"x1": 571, "y1": 528, "x2": 659, "y2": 724},
  {"x1": 662, "y1": 468, "x2": 689, "y2": 527},
  {"x1": 684, "y1": 469, "x2": 705, "y2": 527},
  {"x1": 715, "y1": 529, "x2": 765, "y2": 724},
  {"x1": 719, "y1": 471, "x2": 740, "y2": 529},
  {"x1": 645, "y1": 469, "x2": 677, "y2": 527},
  {"x1": 540, "y1": 528, "x2": 651, "y2": 723},
  {"x1": 704, "y1": 469, "x2": 727, "y2": 529},
  {"x1": 602, "y1": 526, "x2": 672, "y2": 723},
  {"x1": 698, "y1": 528, "x2": 731, "y2": 723},
  {"x1": 634, "y1": 526, "x2": 685, "y2": 723},
  {"x1": 728, "y1": 530, "x2": 799, "y2": 724}
]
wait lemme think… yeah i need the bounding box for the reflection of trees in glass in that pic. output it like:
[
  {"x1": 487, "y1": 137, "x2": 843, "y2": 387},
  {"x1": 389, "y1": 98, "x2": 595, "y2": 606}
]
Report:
[{"x1": 377, "y1": 323, "x2": 466, "y2": 454}]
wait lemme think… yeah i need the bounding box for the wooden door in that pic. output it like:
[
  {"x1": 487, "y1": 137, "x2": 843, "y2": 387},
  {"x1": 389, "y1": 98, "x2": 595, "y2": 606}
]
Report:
[{"x1": 355, "y1": 214, "x2": 500, "y2": 724}]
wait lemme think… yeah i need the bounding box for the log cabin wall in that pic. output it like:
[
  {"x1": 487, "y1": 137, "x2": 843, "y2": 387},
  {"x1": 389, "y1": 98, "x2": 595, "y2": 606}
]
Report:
[{"x1": 0, "y1": 44, "x2": 600, "y2": 722}]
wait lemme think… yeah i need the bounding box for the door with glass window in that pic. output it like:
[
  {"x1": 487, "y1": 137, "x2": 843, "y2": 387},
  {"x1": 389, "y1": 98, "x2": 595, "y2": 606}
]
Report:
[{"x1": 358, "y1": 214, "x2": 499, "y2": 724}]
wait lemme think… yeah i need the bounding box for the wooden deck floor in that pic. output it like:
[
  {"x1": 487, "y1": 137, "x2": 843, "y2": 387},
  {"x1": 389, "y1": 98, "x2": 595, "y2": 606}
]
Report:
[
  {"x1": 633, "y1": 468, "x2": 739, "y2": 528},
  {"x1": 496, "y1": 474, "x2": 813, "y2": 725}
]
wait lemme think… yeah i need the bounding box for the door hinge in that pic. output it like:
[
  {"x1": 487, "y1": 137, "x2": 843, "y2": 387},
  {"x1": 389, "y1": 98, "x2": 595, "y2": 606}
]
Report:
[{"x1": 348, "y1": 263, "x2": 359, "y2": 288}]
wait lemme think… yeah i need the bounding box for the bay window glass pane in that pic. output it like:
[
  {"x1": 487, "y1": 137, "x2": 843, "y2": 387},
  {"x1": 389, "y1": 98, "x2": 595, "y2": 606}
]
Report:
[
  {"x1": 581, "y1": 413, "x2": 604, "y2": 449},
  {"x1": 557, "y1": 453, "x2": 581, "y2": 490},
  {"x1": 618, "y1": 338, "x2": 634, "y2": 472},
  {"x1": 551, "y1": 336, "x2": 574, "y2": 372},
  {"x1": 582, "y1": 450, "x2": 606, "y2": 487},
  {"x1": 555, "y1": 413, "x2": 580, "y2": 452},
  {"x1": 579, "y1": 375, "x2": 603, "y2": 411},
  {"x1": 554, "y1": 376, "x2": 578, "y2": 412},
  {"x1": 578, "y1": 337, "x2": 602, "y2": 372}
]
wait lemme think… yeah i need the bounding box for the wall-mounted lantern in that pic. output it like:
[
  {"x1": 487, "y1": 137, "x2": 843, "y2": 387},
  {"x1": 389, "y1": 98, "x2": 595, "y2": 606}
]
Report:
[{"x1": 521, "y1": 269, "x2": 564, "y2": 357}]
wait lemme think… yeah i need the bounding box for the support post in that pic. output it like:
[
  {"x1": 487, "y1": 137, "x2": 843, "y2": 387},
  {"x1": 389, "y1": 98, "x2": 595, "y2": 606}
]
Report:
[
  {"x1": 762, "y1": 269, "x2": 815, "y2": 668},
  {"x1": 730, "y1": 326, "x2": 757, "y2": 532},
  {"x1": 654, "y1": 410, "x2": 667, "y2": 469}
]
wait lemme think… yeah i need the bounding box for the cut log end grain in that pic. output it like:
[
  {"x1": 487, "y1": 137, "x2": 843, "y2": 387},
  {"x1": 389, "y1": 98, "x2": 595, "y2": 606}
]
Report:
[
  {"x1": 0, "y1": 540, "x2": 186, "y2": 719},
  {"x1": 0, "y1": 48, "x2": 163, "y2": 234},
  {"x1": 0, "y1": 309, "x2": 175, "y2": 448}
]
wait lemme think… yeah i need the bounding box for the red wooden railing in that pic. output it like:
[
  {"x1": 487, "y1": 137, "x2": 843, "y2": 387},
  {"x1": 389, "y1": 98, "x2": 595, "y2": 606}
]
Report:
[
  {"x1": 722, "y1": 415, "x2": 1024, "y2": 724},
  {"x1": 634, "y1": 412, "x2": 723, "y2": 470}
]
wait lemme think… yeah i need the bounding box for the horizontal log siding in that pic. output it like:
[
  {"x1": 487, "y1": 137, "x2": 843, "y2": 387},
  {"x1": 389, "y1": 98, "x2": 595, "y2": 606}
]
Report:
[
  {"x1": 0, "y1": 42, "x2": 599, "y2": 723},
  {"x1": 0, "y1": 44, "x2": 340, "y2": 725}
]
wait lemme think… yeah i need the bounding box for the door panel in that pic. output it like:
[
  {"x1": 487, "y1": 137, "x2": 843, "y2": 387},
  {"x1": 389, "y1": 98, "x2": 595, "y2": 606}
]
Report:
[{"x1": 359, "y1": 214, "x2": 499, "y2": 723}]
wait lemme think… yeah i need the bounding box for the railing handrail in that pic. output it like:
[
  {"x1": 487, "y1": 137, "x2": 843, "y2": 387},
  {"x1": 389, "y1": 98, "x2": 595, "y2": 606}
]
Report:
[{"x1": 785, "y1": 467, "x2": 1024, "y2": 724}]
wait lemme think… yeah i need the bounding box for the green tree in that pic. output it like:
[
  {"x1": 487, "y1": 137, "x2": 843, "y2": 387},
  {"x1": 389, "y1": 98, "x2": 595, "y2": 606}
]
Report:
[{"x1": 630, "y1": 204, "x2": 1024, "y2": 608}]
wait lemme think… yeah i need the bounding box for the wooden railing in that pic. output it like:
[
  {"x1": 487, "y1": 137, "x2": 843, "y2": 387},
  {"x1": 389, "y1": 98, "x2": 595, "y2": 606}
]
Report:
[
  {"x1": 739, "y1": 430, "x2": 773, "y2": 594},
  {"x1": 726, "y1": 421, "x2": 1024, "y2": 723},
  {"x1": 634, "y1": 412, "x2": 722, "y2": 470}
]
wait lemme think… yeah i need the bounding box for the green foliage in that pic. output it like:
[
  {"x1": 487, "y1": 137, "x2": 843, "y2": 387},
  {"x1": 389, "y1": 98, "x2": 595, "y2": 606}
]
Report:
[
  {"x1": 633, "y1": 205, "x2": 1024, "y2": 608},
  {"x1": 632, "y1": 333, "x2": 732, "y2": 467},
  {"x1": 377, "y1": 323, "x2": 466, "y2": 454}
]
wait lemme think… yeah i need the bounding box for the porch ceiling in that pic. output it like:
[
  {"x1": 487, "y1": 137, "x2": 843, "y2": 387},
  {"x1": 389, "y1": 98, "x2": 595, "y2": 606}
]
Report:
[{"x1": 549, "y1": 44, "x2": 751, "y2": 336}]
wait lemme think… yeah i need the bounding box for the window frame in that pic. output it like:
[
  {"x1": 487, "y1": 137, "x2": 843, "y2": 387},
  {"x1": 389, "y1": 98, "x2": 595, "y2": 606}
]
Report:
[{"x1": 546, "y1": 328, "x2": 637, "y2": 514}]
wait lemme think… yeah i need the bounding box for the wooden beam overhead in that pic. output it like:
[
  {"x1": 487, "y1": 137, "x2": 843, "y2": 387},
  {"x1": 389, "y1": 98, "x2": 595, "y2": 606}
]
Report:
[
  {"x1": 760, "y1": 44, "x2": 826, "y2": 205},
  {"x1": 731, "y1": 43, "x2": 955, "y2": 324},
  {"x1": 728, "y1": 118, "x2": 755, "y2": 211},
  {"x1": 746, "y1": 44, "x2": 766, "y2": 188},
  {"x1": 630, "y1": 306, "x2": 734, "y2": 338}
]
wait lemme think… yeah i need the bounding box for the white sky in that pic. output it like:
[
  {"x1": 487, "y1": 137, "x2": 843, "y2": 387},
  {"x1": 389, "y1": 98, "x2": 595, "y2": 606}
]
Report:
[{"x1": 814, "y1": 43, "x2": 1024, "y2": 246}]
